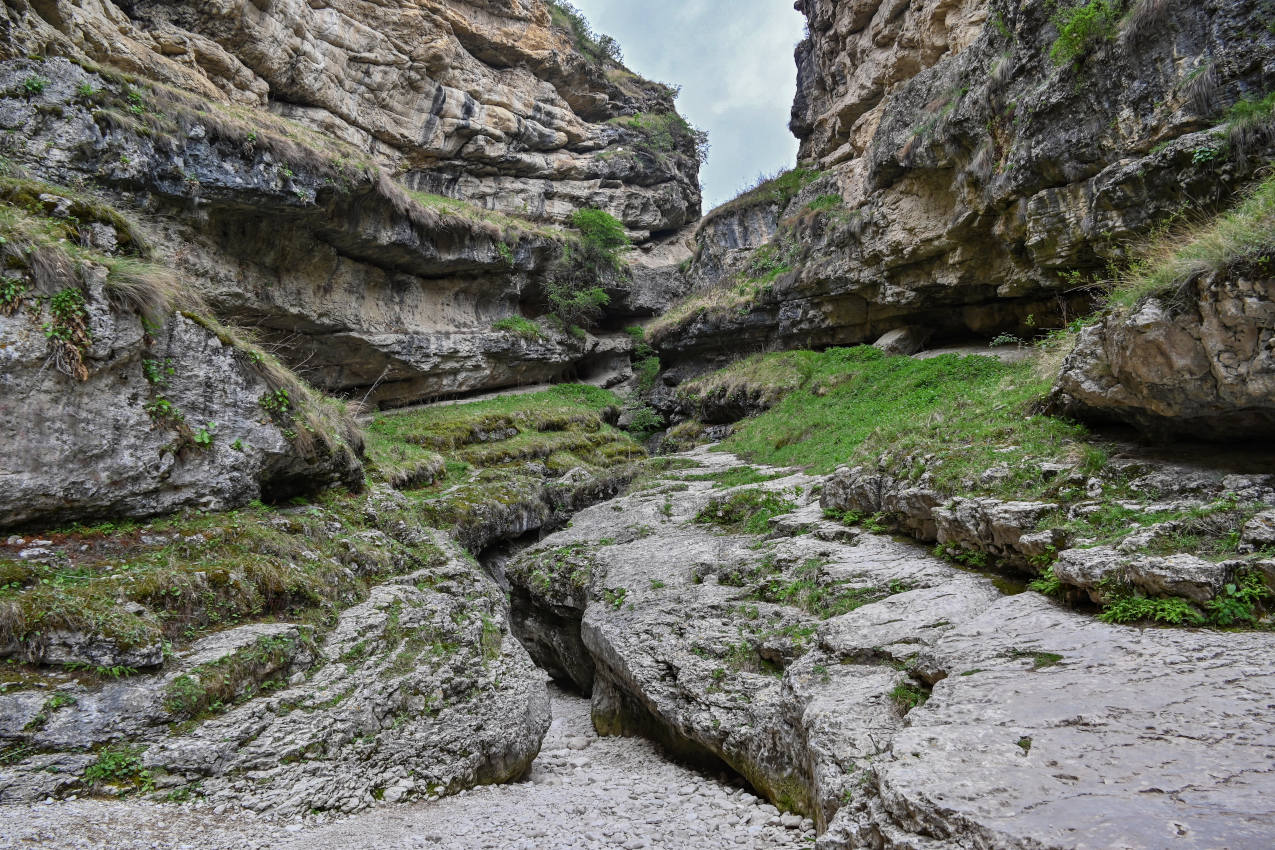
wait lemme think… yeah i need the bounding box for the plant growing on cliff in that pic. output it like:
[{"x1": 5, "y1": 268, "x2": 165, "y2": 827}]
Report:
[
  {"x1": 1109, "y1": 170, "x2": 1275, "y2": 308},
  {"x1": 543, "y1": 208, "x2": 629, "y2": 330},
  {"x1": 610, "y1": 112, "x2": 709, "y2": 163},
  {"x1": 1049, "y1": 0, "x2": 1125, "y2": 66},
  {"x1": 0, "y1": 275, "x2": 26, "y2": 315},
  {"x1": 21, "y1": 76, "x2": 48, "y2": 96},
  {"x1": 546, "y1": 1, "x2": 623, "y2": 65},
  {"x1": 83, "y1": 745, "x2": 154, "y2": 792},
  {"x1": 492, "y1": 316, "x2": 543, "y2": 339},
  {"x1": 43, "y1": 286, "x2": 92, "y2": 380}
]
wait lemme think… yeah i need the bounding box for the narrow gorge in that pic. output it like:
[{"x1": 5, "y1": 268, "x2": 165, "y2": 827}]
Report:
[{"x1": 1, "y1": 1, "x2": 1274, "y2": 848}]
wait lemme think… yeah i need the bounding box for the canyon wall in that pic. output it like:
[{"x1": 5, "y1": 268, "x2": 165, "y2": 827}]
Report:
[
  {"x1": 0, "y1": 0, "x2": 702, "y2": 411},
  {"x1": 653, "y1": 0, "x2": 1275, "y2": 375}
]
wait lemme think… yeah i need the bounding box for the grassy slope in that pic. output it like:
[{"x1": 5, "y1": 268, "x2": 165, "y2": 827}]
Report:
[
  {"x1": 1109, "y1": 170, "x2": 1275, "y2": 308},
  {"x1": 0, "y1": 385, "x2": 643, "y2": 688},
  {"x1": 718, "y1": 347, "x2": 1088, "y2": 497},
  {"x1": 680, "y1": 345, "x2": 1273, "y2": 628}
]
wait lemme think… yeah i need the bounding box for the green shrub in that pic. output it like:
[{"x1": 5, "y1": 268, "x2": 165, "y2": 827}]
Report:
[
  {"x1": 545, "y1": 279, "x2": 610, "y2": 331},
  {"x1": 624, "y1": 404, "x2": 665, "y2": 440},
  {"x1": 546, "y1": 1, "x2": 623, "y2": 64},
  {"x1": 570, "y1": 208, "x2": 629, "y2": 261},
  {"x1": 634, "y1": 355, "x2": 660, "y2": 396},
  {"x1": 1049, "y1": 1, "x2": 1124, "y2": 66},
  {"x1": 609, "y1": 112, "x2": 710, "y2": 163}
]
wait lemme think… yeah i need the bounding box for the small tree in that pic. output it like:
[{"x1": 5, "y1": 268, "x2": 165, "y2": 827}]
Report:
[{"x1": 544, "y1": 208, "x2": 630, "y2": 331}]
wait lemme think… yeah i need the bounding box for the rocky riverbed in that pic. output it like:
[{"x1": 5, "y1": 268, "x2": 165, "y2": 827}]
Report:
[{"x1": 0, "y1": 686, "x2": 815, "y2": 850}]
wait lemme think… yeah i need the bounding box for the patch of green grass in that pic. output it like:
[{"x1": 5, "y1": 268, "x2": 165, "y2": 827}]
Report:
[
  {"x1": 680, "y1": 467, "x2": 790, "y2": 489},
  {"x1": 718, "y1": 556, "x2": 911, "y2": 619},
  {"x1": 889, "y1": 682, "x2": 929, "y2": 714},
  {"x1": 703, "y1": 168, "x2": 823, "y2": 225},
  {"x1": 717, "y1": 347, "x2": 1089, "y2": 498},
  {"x1": 507, "y1": 543, "x2": 599, "y2": 596},
  {"x1": 806, "y1": 194, "x2": 843, "y2": 212},
  {"x1": 0, "y1": 494, "x2": 448, "y2": 661},
  {"x1": 694, "y1": 489, "x2": 795, "y2": 536},
  {"x1": 164, "y1": 633, "x2": 310, "y2": 720},
  {"x1": 491, "y1": 316, "x2": 543, "y2": 339},
  {"x1": 608, "y1": 112, "x2": 707, "y2": 162},
  {"x1": 1108, "y1": 171, "x2": 1275, "y2": 309}
]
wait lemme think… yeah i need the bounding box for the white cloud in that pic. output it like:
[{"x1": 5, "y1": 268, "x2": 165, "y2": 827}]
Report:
[{"x1": 568, "y1": 0, "x2": 805, "y2": 209}]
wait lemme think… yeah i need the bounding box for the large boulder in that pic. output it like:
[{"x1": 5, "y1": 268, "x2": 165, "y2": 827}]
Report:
[{"x1": 1050, "y1": 264, "x2": 1275, "y2": 440}]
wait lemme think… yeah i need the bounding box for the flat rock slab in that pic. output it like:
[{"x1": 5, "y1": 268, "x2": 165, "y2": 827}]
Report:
[{"x1": 513, "y1": 448, "x2": 1275, "y2": 849}]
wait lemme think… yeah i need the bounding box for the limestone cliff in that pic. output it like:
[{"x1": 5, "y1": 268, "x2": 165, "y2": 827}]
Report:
[
  {"x1": 652, "y1": 0, "x2": 1275, "y2": 372},
  {"x1": 0, "y1": 0, "x2": 702, "y2": 412}
]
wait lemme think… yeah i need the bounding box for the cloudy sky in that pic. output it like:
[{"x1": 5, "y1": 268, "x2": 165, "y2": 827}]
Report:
[{"x1": 569, "y1": 0, "x2": 807, "y2": 211}]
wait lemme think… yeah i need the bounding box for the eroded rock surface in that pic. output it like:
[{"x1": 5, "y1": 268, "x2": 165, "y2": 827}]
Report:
[
  {"x1": 0, "y1": 266, "x2": 361, "y2": 529},
  {"x1": 507, "y1": 447, "x2": 1275, "y2": 848},
  {"x1": 0, "y1": 533, "x2": 548, "y2": 816},
  {"x1": 1050, "y1": 263, "x2": 1275, "y2": 440},
  {"x1": 655, "y1": 0, "x2": 1275, "y2": 364},
  {"x1": 0, "y1": 0, "x2": 701, "y2": 409}
]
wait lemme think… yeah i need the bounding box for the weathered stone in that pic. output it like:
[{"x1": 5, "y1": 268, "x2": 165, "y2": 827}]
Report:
[
  {"x1": 0, "y1": 269, "x2": 361, "y2": 529},
  {"x1": 1051, "y1": 269, "x2": 1275, "y2": 440},
  {"x1": 654, "y1": 0, "x2": 1275, "y2": 367},
  {"x1": 1055, "y1": 546, "x2": 1232, "y2": 604},
  {"x1": 1241, "y1": 510, "x2": 1275, "y2": 553},
  {"x1": 872, "y1": 327, "x2": 931, "y2": 356},
  {"x1": 509, "y1": 450, "x2": 1275, "y2": 847}
]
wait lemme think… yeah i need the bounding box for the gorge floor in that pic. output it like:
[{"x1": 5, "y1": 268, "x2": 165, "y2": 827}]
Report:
[{"x1": 0, "y1": 686, "x2": 816, "y2": 850}]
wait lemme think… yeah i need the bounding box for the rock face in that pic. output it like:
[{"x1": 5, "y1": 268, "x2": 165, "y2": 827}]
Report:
[
  {"x1": 507, "y1": 448, "x2": 1275, "y2": 848},
  {"x1": 3, "y1": 0, "x2": 700, "y2": 237},
  {"x1": 0, "y1": 532, "x2": 549, "y2": 816},
  {"x1": 0, "y1": 262, "x2": 361, "y2": 530},
  {"x1": 654, "y1": 0, "x2": 1275, "y2": 365},
  {"x1": 0, "y1": 0, "x2": 701, "y2": 409},
  {"x1": 1049, "y1": 262, "x2": 1275, "y2": 439}
]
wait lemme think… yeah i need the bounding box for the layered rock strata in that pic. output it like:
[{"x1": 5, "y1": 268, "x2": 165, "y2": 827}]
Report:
[
  {"x1": 654, "y1": 0, "x2": 1275, "y2": 366},
  {"x1": 0, "y1": 0, "x2": 702, "y2": 409},
  {"x1": 1050, "y1": 261, "x2": 1275, "y2": 439}
]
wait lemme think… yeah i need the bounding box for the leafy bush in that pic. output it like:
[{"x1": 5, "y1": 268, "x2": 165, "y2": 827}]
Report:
[
  {"x1": 1049, "y1": 1, "x2": 1124, "y2": 66},
  {"x1": 545, "y1": 279, "x2": 610, "y2": 331},
  {"x1": 571, "y1": 208, "x2": 629, "y2": 262},
  {"x1": 610, "y1": 112, "x2": 710, "y2": 163},
  {"x1": 624, "y1": 404, "x2": 664, "y2": 440},
  {"x1": 546, "y1": 1, "x2": 622, "y2": 64},
  {"x1": 541, "y1": 208, "x2": 629, "y2": 330}
]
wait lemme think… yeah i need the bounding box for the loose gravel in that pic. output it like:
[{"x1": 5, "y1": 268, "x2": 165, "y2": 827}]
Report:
[{"x1": 0, "y1": 687, "x2": 816, "y2": 850}]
